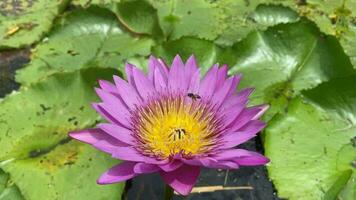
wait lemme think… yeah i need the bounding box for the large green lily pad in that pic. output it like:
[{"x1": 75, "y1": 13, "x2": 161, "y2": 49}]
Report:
[
  {"x1": 0, "y1": 68, "x2": 116, "y2": 161},
  {"x1": 215, "y1": 2, "x2": 300, "y2": 46},
  {"x1": 229, "y1": 20, "x2": 355, "y2": 119},
  {"x1": 265, "y1": 76, "x2": 356, "y2": 200},
  {"x1": 0, "y1": 67, "x2": 123, "y2": 199},
  {"x1": 1, "y1": 141, "x2": 123, "y2": 200},
  {"x1": 263, "y1": 0, "x2": 356, "y2": 67},
  {"x1": 15, "y1": 6, "x2": 154, "y2": 85},
  {"x1": 0, "y1": 0, "x2": 69, "y2": 49}
]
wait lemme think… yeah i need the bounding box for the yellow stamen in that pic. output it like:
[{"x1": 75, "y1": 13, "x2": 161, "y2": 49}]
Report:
[{"x1": 134, "y1": 96, "x2": 218, "y2": 159}]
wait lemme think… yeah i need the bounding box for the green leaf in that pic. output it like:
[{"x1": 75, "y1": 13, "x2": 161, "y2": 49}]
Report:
[
  {"x1": 15, "y1": 6, "x2": 154, "y2": 85},
  {"x1": 1, "y1": 141, "x2": 123, "y2": 200},
  {"x1": 149, "y1": 0, "x2": 224, "y2": 40},
  {"x1": 0, "y1": 0, "x2": 69, "y2": 49},
  {"x1": 229, "y1": 20, "x2": 355, "y2": 119},
  {"x1": 0, "y1": 170, "x2": 7, "y2": 194},
  {"x1": 338, "y1": 172, "x2": 356, "y2": 200},
  {"x1": 0, "y1": 185, "x2": 24, "y2": 200},
  {"x1": 0, "y1": 68, "x2": 123, "y2": 199},
  {"x1": 116, "y1": 0, "x2": 162, "y2": 36},
  {"x1": 263, "y1": 0, "x2": 356, "y2": 67},
  {"x1": 71, "y1": 0, "x2": 117, "y2": 8},
  {"x1": 250, "y1": 4, "x2": 299, "y2": 27},
  {"x1": 324, "y1": 170, "x2": 352, "y2": 200},
  {"x1": 215, "y1": 2, "x2": 299, "y2": 46},
  {"x1": 0, "y1": 68, "x2": 117, "y2": 161},
  {"x1": 152, "y1": 37, "x2": 235, "y2": 74},
  {"x1": 265, "y1": 76, "x2": 356, "y2": 200}
]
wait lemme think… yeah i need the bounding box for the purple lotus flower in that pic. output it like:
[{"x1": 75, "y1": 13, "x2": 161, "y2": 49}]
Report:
[{"x1": 69, "y1": 55, "x2": 269, "y2": 195}]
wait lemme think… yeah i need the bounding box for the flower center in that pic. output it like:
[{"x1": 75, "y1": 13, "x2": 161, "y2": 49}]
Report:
[{"x1": 132, "y1": 95, "x2": 221, "y2": 159}]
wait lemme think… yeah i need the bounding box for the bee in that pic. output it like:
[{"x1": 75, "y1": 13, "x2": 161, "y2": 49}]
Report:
[
  {"x1": 170, "y1": 128, "x2": 186, "y2": 141},
  {"x1": 187, "y1": 93, "x2": 201, "y2": 101}
]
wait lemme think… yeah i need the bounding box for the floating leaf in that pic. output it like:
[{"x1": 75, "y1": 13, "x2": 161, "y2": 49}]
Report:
[
  {"x1": 152, "y1": 37, "x2": 235, "y2": 74},
  {"x1": 215, "y1": 2, "x2": 299, "y2": 46},
  {"x1": 265, "y1": 76, "x2": 356, "y2": 200},
  {"x1": 263, "y1": 0, "x2": 356, "y2": 67},
  {"x1": 149, "y1": 0, "x2": 224, "y2": 40},
  {"x1": 1, "y1": 141, "x2": 123, "y2": 200},
  {"x1": 0, "y1": 0, "x2": 69, "y2": 49},
  {"x1": 16, "y1": 7, "x2": 154, "y2": 85},
  {"x1": 0, "y1": 68, "x2": 116, "y2": 161},
  {"x1": 116, "y1": 0, "x2": 162, "y2": 36},
  {"x1": 0, "y1": 67, "x2": 123, "y2": 199},
  {"x1": 229, "y1": 20, "x2": 355, "y2": 119}
]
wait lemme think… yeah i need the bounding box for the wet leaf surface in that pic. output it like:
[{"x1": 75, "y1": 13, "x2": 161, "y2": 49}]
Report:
[
  {"x1": 15, "y1": 6, "x2": 154, "y2": 85},
  {"x1": 0, "y1": 0, "x2": 69, "y2": 49}
]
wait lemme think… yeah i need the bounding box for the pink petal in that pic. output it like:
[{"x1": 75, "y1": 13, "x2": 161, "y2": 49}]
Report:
[
  {"x1": 199, "y1": 64, "x2": 218, "y2": 99},
  {"x1": 97, "y1": 161, "x2": 138, "y2": 184},
  {"x1": 147, "y1": 58, "x2": 155, "y2": 81},
  {"x1": 168, "y1": 55, "x2": 186, "y2": 92},
  {"x1": 134, "y1": 163, "x2": 160, "y2": 174},
  {"x1": 132, "y1": 67, "x2": 156, "y2": 100},
  {"x1": 222, "y1": 120, "x2": 266, "y2": 149},
  {"x1": 207, "y1": 160, "x2": 239, "y2": 169},
  {"x1": 69, "y1": 129, "x2": 128, "y2": 154},
  {"x1": 113, "y1": 75, "x2": 142, "y2": 109},
  {"x1": 98, "y1": 103, "x2": 131, "y2": 128},
  {"x1": 233, "y1": 152, "x2": 269, "y2": 166},
  {"x1": 154, "y1": 66, "x2": 167, "y2": 92},
  {"x1": 228, "y1": 105, "x2": 268, "y2": 131},
  {"x1": 221, "y1": 88, "x2": 254, "y2": 110},
  {"x1": 160, "y1": 164, "x2": 200, "y2": 195},
  {"x1": 159, "y1": 160, "x2": 183, "y2": 172},
  {"x1": 185, "y1": 55, "x2": 198, "y2": 77},
  {"x1": 111, "y1": 146, "x2": 147, "y2": 162},
  {"x1": 110, "y1": 147, "x2": 168, "y2": 165},
  {"x1": 251, "y1": 104, "x2": 269, "y2": 120},
  {"x1": 214, "y1": 149, "x2": 269, "y2": 166},
  {"x1": 69, "y1": 128, "x2": 117, "y2": 145},
  {"x1": 98, "y1": 123, "x2": 135, "y2": 145},
  {"x1": 125, "y1": 63, "x2": 135, "y2": 84},
  {"x1": 215, "y1": 64, "x2": 228, "y2": 89},
  {"x1": 211, "y1": 75, "x2": 241, "y2": 107},
  {"x1": 95, "y1": 88, "x2": 121, "y2": 106},
  {"x1": 222, "y1": 100, "x2": 249, "y2": 126},
  {"x1": 187, "y1": 69, "x2": 200, "y2": 94},
  {"x1": 91, "y1": 103, "x2": 120, "y2": 125},
  {"x1": 154, "y1": 56, "x2": 169, "y2": 82},
  {"x1": 98, "y1": 80, "x2": 118, "y2": 94}
]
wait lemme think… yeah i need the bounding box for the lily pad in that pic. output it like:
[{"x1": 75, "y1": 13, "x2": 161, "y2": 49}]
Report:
[
  {"x1": 215, "y1": 2, "x2": 299, "y2": 46},
  {"x1": 229, "y1": 20, "x2": 355, "y2": 119},
  {"x1": 116, "y1": 0, "x2": 162, "y2": 36},
  {"x1": 0, "y1": 0, "x2": 69, "y2": 49},
  {"x1": 152, "y1": 36, "x2": 235, "y2": 74},
  {"x1": 149, "y1": 0, "x2": 224, "y2": 40},
  {"x1": 263, "y1": 0, "x2": 356, "y2": 67},
  {"x1": 1, "y1": 141, "x2": 123, "y2": 200},
  {"x1": 0, "y1": 67, "x2": 123, "y2": 199},
  {"x1": 15, "y1": 6, "x2": 154, "y2": 85},
  {"x1": 264, "y1": 76, "x2": 356, "y2": 200},
  {"x1": 0, "y1": 68, "x2": 116, "y2": 161}
]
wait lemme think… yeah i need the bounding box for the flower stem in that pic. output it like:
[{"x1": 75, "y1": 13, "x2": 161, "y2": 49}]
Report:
[{"x1": 164, "y1": 184, "x2": 174, "y2": 200}]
